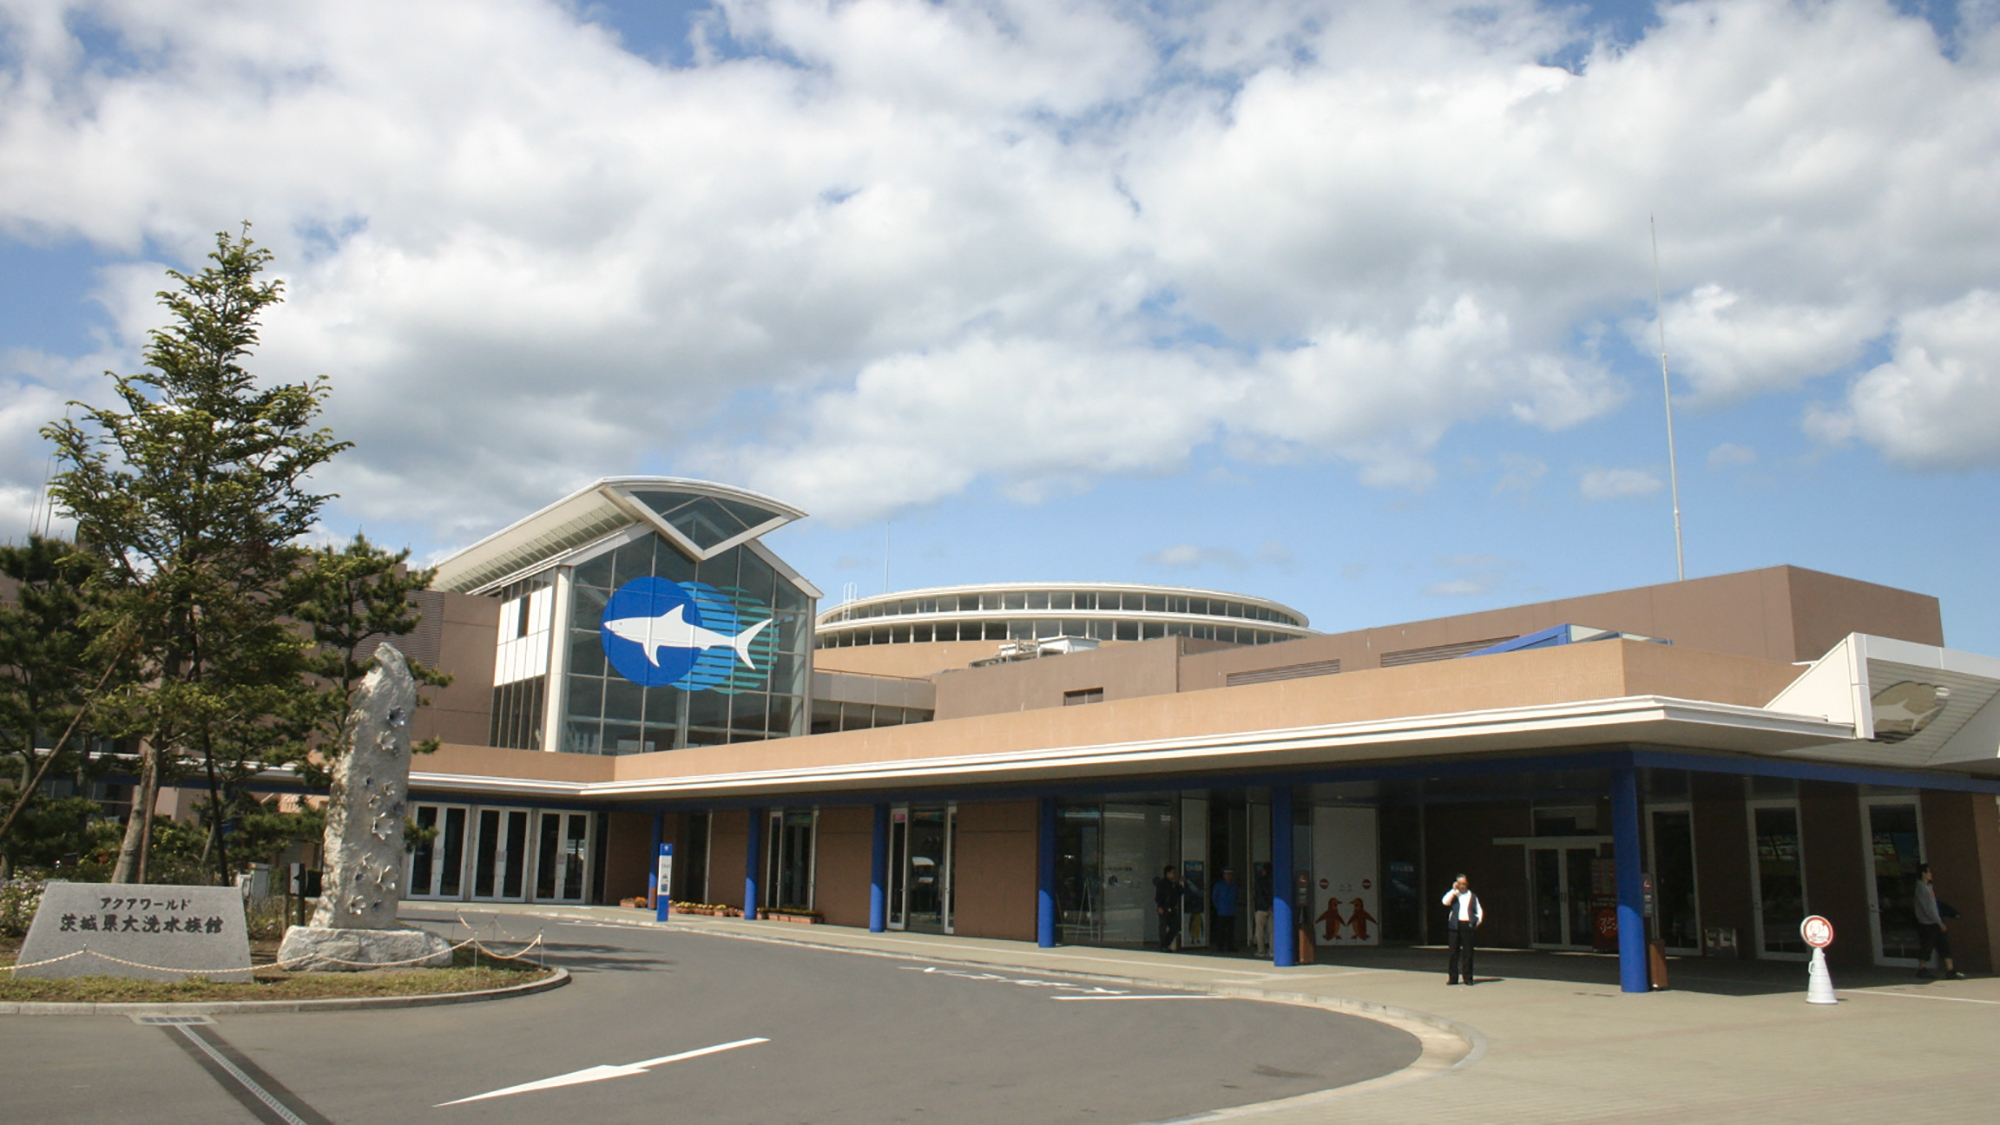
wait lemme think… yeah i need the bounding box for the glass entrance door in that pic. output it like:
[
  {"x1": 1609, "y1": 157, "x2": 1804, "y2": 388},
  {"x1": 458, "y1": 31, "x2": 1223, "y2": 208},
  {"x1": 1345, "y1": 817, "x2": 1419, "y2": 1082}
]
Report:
[
  {"x1": 763, "y1": 809, "x2": 817, "y2": 912},
  {"x1": 1648, "y1": 808, "x2": 1701, "y2": 954},
  {"x1": 472, "y1": 808, "x2": 531, "y2": 902},
  {"x1": 895, "y1": 804, "x2": 955, "y2": 934},
  {"x1": 534, "y1": 812, "x2": 593, "y2": 903},
  {"x1": 1750, "y1": 803, "x2": 1808, "y2": 958},
  {"x1": 1863, "y1": 799, "x2": 1925, "y2": 965},
  {"x1": 408, "y1": 803, "x2": 470, "y2": 900},
  {"x1": 1527, "y1": 845, "x2": 1600, "y2": 948}
]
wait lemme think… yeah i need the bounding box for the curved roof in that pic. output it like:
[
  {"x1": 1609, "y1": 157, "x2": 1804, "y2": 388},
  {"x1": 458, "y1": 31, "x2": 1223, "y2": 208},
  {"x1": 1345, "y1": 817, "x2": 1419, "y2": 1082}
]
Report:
[
  {"x1": 433, "y1": 477, "x2": 808, "y2": 595},
  {"x1": 817, "y1": 581, "x2": 1311, "y2": 633}
]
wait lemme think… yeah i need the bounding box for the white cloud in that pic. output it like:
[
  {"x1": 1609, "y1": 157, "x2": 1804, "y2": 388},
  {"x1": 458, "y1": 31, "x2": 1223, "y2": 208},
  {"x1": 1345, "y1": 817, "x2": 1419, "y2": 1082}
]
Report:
[
  {"x1": 1493, "y1": 453, "x2": 1547, "y2": 494},
  {"x1": 1144, "y1": 543, "x2": 1246, "y2": 571},
  {"x1": 1707, "y1": 443, "x2": 1757, "y2": 468},
  {"x1": 1423, "y1": 553, "x2": 1516, "y2": 597},
  {"x1": 1807, "y1": 290, "x2": 2000, "y2": 468},
  {"x1": 0, "y1": 0, "x2": 1995, "y2": 545},
  {"x1": 1579, "y1": 467, "x2": 1663, "y2": 501},
  {"x1": 1634, "y1": 284, "x2": 1881, "y2": 404}
]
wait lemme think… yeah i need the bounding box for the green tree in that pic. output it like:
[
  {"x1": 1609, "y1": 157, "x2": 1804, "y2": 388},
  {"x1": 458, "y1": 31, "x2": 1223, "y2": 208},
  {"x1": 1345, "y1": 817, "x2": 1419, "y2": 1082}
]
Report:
[
  {"x1": 43, "y1": 226, "x2": 350, "y2": 886},
  {"x1": 0, "y1": 536, "x2": 124, "y2": 878},
  {"x1": 283, "y1": 533, "x2": 453, "y2": 788}
]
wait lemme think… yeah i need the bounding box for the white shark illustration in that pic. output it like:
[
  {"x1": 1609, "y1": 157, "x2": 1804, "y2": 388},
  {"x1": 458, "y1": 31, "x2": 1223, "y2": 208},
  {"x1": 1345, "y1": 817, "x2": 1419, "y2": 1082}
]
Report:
[{"x1": 603, "y1": 603, "x2": 773, "y2": 669}]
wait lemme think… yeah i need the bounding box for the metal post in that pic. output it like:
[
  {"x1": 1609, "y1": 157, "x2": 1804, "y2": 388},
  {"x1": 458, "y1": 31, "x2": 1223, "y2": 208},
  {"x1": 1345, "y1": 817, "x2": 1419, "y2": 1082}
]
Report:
[
  {"x1": 1612, "y1": 767, "x2": 1648, "y2": 993},
  {"x1": 744, "y1": 807, "x2": 764, "y2": 921},
  {"x1": 1037, "y1": 797, "x2": 1058, "y2": 948},
  {"x1": 1272, "y1": 787, "x2": 1296, "y2": 968},
  {"x1": 649, "y1": 810, "x2": 664, "y2": 910},
  {"x1": 870, "y1": 803, "x2": 889, "y2": 933}
]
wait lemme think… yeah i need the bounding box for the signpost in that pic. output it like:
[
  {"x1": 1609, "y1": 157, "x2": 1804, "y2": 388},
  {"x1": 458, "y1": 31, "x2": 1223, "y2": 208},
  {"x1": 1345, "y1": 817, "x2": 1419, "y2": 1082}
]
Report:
[
  {"x1": 1801, "y1": 915, "x2": 1837, "y2": 1005},
  {"x1": 656, "y1": 843, "x2": 674, "y2": 923}
]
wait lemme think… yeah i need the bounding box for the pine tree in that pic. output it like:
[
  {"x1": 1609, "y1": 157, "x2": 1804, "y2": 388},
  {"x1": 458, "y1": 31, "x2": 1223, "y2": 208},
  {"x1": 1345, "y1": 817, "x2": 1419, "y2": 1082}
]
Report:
[
  {"x1": 0, "y1": 536, "x2": 121, "y2": 877},
  {"x1": 44, "y1": 226, "x2": 350, "y2": 885}
]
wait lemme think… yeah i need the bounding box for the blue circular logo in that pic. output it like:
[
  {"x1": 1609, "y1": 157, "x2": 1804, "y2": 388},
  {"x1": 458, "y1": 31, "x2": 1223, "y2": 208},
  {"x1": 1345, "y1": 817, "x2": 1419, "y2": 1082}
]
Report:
[{"x1": 599, "y1": 578, "x2": 772, "y2": 691}]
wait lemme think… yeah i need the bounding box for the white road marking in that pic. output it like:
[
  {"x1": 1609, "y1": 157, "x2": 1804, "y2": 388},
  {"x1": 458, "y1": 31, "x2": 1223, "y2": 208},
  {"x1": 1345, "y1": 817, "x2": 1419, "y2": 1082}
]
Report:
[
  {"x1": 435, "y1": 1038, "x2": 769, "y2": 1106},
  {"x1": 900, "y1": 965, "x2": 1127, "y2": 993},
  {"x1": 1841, "y1": 989, "x2": 2000, "y2": 1005},
  {"x1": 1052, "y1": 995, "x2": 1227, "y2": 1001}
]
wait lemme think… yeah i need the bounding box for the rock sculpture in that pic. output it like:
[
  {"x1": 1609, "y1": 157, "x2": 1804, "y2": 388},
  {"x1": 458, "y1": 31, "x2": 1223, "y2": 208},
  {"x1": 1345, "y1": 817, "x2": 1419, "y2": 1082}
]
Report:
[{"x1": 276, "y1": 644, "x2": 454, "y2": 971}]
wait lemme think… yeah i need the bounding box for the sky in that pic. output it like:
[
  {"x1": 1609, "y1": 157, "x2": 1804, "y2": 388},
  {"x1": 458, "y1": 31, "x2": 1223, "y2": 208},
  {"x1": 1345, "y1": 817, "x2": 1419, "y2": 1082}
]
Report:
[{"x1": 1, "y1": 0, "x2": 1996, "y2": 653}]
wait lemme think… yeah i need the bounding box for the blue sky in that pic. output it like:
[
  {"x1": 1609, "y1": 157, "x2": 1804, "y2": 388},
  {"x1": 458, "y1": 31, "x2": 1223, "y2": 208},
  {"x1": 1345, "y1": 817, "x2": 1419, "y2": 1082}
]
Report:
[{"x1": 1, "y1": 0, "x2": 1996, "y2": 654}]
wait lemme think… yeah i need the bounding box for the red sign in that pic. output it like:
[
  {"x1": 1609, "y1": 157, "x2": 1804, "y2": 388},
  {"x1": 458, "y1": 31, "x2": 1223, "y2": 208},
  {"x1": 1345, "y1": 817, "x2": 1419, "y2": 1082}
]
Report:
[{"x1": 1800, "y1": 915, "x2": 1835, "y2": 949}]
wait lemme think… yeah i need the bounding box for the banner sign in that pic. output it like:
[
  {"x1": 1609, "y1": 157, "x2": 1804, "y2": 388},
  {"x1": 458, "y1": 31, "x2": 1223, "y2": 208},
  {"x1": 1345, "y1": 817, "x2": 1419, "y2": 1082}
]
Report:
[{"x1": 1311, "y1": 806, "x2": 1380, "y2": 946}]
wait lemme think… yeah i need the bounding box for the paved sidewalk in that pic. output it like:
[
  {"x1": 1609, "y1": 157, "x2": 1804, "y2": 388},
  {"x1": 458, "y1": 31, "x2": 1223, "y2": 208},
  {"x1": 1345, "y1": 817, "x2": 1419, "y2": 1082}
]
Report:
[{"x1": 417, "y1": 904, "x2": 2000, "y2": 1124}]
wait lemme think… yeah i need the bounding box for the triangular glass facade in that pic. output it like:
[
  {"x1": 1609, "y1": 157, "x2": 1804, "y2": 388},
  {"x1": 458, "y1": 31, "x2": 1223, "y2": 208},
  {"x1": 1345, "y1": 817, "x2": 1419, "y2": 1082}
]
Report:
[{"x1": 626, "y1": 490, "x2": 785, "y2": 553}]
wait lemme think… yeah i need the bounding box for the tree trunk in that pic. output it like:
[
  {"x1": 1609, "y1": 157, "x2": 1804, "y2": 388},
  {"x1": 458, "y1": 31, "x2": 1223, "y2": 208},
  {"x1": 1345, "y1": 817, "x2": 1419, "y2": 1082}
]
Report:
[
  {"x1": 202, "y1": 728, "x2": 229, "y2": 887},
  {"x1": 110, "y1": 745, "x2": 158, "y2": 884}
]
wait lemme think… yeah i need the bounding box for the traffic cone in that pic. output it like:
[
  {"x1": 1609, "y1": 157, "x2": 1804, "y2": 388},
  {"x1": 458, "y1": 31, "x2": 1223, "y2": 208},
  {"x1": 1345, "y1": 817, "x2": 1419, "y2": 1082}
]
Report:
[{"x1": 1807, "y1": 947, "x2": 1838, "y2": 1004}]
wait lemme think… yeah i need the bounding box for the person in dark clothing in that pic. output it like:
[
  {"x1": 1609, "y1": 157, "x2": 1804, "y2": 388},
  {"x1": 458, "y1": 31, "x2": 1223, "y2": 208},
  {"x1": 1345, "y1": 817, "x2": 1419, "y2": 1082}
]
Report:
[
  {"x1": 1914, "y1": 863, "x2": 1966, "y2": 980},
  {"x1": 1212, "y1": 868, "x2": 1239, "y2": 953},
  {"x1": 1154, "y1": 864, "x2": 1182, "y2": 952},
  {"x1": 1252, "y1": 863, "x2": 1275, "y2": 957},
  {"x1": 1442, "y1": 873, "x2": 1483, "y2": 985}
]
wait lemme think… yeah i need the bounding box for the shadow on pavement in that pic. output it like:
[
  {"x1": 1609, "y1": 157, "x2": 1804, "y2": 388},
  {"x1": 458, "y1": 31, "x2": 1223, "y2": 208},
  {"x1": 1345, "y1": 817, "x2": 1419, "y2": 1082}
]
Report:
[{"x1": 1172, "y1": 942, "x2": 1932, "y2": 996}]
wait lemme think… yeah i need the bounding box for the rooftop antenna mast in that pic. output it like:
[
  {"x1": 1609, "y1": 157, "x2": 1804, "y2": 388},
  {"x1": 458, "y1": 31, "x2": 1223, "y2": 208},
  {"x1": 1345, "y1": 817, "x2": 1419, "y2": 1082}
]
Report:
[
  {"x1": 883, "y1": 519, "x2": 893, "y2": 596},
  {"x1": 1652, "y1": 215, "x2": 1686, "y2": 582}
]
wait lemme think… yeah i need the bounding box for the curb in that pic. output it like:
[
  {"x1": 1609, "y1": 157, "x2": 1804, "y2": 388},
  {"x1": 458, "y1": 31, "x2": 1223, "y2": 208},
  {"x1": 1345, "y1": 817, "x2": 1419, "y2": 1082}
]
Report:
[{"x1": 0, "y1": 965, "x2": 569, "y2": 1017}]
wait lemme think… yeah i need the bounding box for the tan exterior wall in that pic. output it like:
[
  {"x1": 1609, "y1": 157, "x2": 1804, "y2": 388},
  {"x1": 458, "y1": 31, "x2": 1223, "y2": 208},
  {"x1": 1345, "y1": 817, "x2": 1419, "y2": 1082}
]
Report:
[
  {"x1": 933, "y1": 637, "x2": 1193, "y2": 720},
  {"x1": 1799, "y1": 781, "x2": 1873, "y2": 969},
  {"x1": 1690, "y1": 773, "x2": 1755, "y2": 959},
  {"x1": 417, "y1": 742, "x2": 615, "y2": 784},
  {"x1": 1921, "y1": 791, "x2": 2000, "y2": 974},
  {"x1": 1787, "y1": 567, "x2": 1944, "y2": 657},
  {"x1": 603, "y1": 641, "x2": 1799, "y2": 787},
  {"x1": 1181, "y1": 565, "x2": 1941, "y2": 690},
  {"x1": 813, "y1": 640, "x2": 1012, "y2": 679},
  {"x1": 413, "y1": 590, "x2": 500, "y2": 746},
  {"x1": 814, "y1": 805, "x2": 874, "y2": 927},
  {"x1": 950, "y1": 800, "x2": 1036, "y2": 941},
  {"x1": 710, "y1": 809, "x2": 750, "y2": 910},
  {"x1": 602, "y1": 810, "x2": 655, "y2": 905}
]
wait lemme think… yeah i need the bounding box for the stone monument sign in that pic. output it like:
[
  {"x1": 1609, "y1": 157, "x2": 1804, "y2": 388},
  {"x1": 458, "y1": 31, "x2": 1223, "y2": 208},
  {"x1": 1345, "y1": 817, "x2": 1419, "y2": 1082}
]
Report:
[{"x1": 14, "y1": 883, "x2": 253, "y2": 981}]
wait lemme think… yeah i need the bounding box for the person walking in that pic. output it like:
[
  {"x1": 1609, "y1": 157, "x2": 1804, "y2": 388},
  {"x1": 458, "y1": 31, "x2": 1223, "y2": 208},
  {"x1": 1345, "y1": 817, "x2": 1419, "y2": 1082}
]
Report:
[
  {"x1": 1154, "y1": 864, "x2": 1183, "y2": 953},
  {"x1": 1251, "y1": 862, "x2": 1274, "y2": 957},
  {"x1": 1212, "y1": 868, "x2": 1240, "y2": 953},
  {"x1": 1914, "y1": 863, "x2": 1966, "y2": 980},
  {"x1": 1442, "y1": 874, "x2": 1483, "y2": 985}
]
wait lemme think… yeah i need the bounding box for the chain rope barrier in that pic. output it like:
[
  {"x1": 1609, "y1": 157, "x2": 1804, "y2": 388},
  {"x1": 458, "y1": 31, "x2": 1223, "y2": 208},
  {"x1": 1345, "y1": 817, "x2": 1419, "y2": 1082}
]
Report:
[{"x1": 6, "y1": 929, "x2": 545, "y2": 976}]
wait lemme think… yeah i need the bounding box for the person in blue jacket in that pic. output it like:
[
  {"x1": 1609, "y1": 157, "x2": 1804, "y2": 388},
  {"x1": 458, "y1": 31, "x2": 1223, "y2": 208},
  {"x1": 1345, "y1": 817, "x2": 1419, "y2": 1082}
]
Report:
[{"x1": 1212, "y1": 868, "x2": 1240, "y2": 953}]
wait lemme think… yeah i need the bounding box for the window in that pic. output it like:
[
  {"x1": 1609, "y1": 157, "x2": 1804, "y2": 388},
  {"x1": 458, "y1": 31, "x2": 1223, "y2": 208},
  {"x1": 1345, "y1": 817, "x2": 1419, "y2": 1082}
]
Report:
[{"x1": 1064, "y1": 687, "x2": 1105, "y2": 706}]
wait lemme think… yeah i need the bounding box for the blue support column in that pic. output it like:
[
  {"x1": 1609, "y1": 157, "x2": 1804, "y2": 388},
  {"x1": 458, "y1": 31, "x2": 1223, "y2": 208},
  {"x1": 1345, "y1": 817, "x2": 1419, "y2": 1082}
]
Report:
[
  {"x1": 1037, "y1": 797, "x2": 1058, "y2": 948},
  {"x1": 870, "y1": 803, "x2": 889, "y2": 933},
  {"x1": 1611, "y1": 767, "x2": 1648, "y2": 993},
  {"x1": 1272, "y1": 786, "x2": 1296, "y2": 968},
  {"x1": 744, "y1": 807, "x2": 764, "y2": 921},
  {"x1": 648, "y1": 810, "x2": 665, "y2": 910}
]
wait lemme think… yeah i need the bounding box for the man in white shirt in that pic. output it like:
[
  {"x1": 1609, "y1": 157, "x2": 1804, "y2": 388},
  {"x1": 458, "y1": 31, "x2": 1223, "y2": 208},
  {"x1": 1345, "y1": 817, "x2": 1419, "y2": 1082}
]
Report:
[{"x1": 1442, "y1": 874, "x2": 1484, "y2": 985}]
